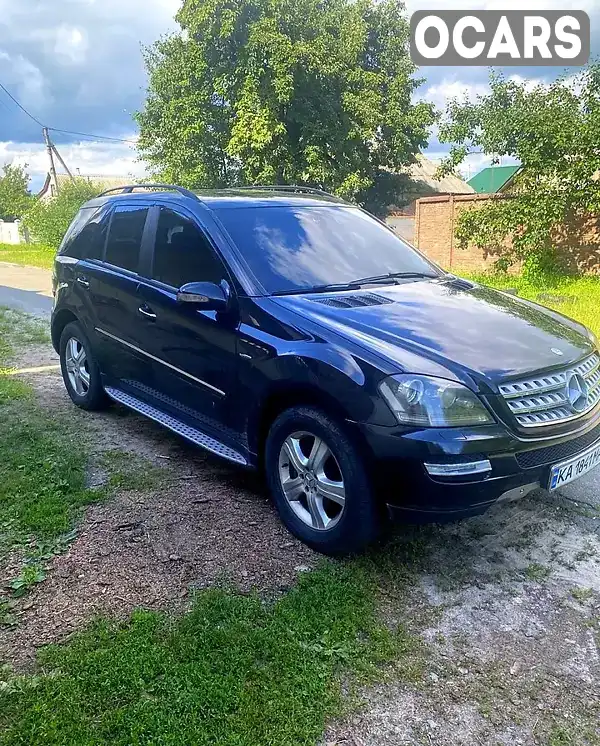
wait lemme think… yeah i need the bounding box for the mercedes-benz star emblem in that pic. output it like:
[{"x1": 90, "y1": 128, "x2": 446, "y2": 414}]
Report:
[
  {"x1": 551, "y1": 348, "x2": 564, "y2": 356},
  {"x1": 566, "y1": 373, "x2": 589, "y2": 413}
]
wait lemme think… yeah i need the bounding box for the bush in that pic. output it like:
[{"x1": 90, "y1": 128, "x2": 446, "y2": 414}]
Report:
[
  {"x1": 0, "y1": 164, "x2": 32, "y2": 221},
  {"x1": 22, "y1": 179, "x2": 100, "y2": 250}
]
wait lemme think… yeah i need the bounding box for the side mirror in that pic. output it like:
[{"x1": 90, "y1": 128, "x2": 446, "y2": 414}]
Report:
[{"x1": 176, "y1": 281, "x2": 230, "y2": 312}]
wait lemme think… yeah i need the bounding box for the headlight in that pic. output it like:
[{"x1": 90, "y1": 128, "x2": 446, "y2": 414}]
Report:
[{"x1": 379, "y1": 375, "x2": 494, "y2": 427}]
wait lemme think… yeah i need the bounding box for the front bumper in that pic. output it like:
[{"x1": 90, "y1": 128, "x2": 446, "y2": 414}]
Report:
[{"x1": 353, "y1": 415, "x2": 600, "y2": 521}]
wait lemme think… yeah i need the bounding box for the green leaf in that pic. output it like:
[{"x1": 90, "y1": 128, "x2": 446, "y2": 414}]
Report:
[{"x1": 135, "y1": 0, "x2": 435, "y2": 216}]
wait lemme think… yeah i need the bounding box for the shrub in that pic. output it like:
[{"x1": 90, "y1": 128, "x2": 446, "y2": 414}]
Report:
[
  {"x1": 0, "y1": 164, "x2": 32, "y2": 221},
  {"x1": 22, "y1": 179, "x2": 100, "y2": 250}
]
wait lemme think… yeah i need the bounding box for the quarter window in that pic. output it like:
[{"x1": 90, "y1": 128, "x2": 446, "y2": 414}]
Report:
[
  {"x1": 151, "y1": 208, "x2": 223, "y2": 288},
  {"x1": 105, "y1": 205, "x2": 149, "y2": 272},
  {"x1": 59, "y1": 207, "x2": 108, "y2": 260}
]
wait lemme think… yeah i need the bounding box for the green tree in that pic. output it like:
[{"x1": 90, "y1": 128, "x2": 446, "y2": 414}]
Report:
[
  {"x1": 438, "y1": 65, "x2": 600, "y2": 273},
  {"x1": 23, "y1": 179, "x2": 100, "y2": 250},
  {"x1": 135, "y1": 0, "x2": 434, "y2": 214},
  {"x1": 0, "y1": 164, "x2": 32, "y2": 221}
]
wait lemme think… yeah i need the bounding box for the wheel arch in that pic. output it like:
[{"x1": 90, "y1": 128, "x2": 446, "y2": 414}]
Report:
[
  {"x1": 251, "y1": 383, "x2": 372, "y2": 468},
  {"x1": 51, "y1": 309, "x2": 79, "y2": 353}
]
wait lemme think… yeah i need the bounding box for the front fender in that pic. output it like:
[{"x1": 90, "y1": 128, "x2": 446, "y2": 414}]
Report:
[{"x1": 237, "y1": 339, "x2": 398, "y2": 455}]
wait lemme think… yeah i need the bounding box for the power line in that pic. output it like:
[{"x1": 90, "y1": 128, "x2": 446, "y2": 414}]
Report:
[
  {"x1": 0, "y1": 81, "x2": 137, "y2": 145},
  {"x1": 48, "y1": 127, "x2": 137, "y2": 145},
  {"x1": 0, "y1": 81, "x2": 45, "y2": 127}
]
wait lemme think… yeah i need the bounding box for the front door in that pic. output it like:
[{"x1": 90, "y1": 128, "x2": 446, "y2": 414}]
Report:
[{"x1": 136, "y1": 205, "x2": 240, "y2": 442}]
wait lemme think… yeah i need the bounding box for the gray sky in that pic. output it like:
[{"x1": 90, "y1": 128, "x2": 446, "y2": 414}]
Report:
[{"x1": 0, "y1": 0, "x2": 596, "y2": 191}]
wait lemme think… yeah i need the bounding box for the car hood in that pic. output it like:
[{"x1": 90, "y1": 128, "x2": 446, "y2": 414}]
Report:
[{"x1": 273, "y1": 279, "x2": 593, "y2": 385}]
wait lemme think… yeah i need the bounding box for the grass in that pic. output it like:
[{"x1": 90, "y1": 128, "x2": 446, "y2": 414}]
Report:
[
  {"x1": 99, "y1": 449, "x2": 166, "y2": 492},
  {"x1": 0, "y1": 306, "x2": 421, "y2": 744},
  {"x1": 0, "y1": 562, "x2": 416, "y2": 746},
  {"x1": 0, "y1": 242, "x2": 54, "y2": 270},
  {"x1": 525, "y1": 562, "x2": 551, "y2": 582},
  {"x1": 0, "y1": 308, "x2": 94, "y2": 546},
  {"x1": 3, "y1": 268, "x2": 597, "y2": 744},
  {"x1": 459, "y1": 270, "x2": 600, "y2": 339}
]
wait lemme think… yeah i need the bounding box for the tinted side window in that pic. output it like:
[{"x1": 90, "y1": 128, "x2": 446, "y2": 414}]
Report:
[
  {"x1": 105, "y1": 205, "x2": 149, "y2": 272},
  {"x1": 151, "y1": 208, "x2": 224, "y2": 288},
  {"x1": 59, "y1": 207, "x2": 98, "y2": 259}
]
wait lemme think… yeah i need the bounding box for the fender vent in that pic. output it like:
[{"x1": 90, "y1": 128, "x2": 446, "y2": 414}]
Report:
[{"x1": 310, "y1": 293, "x2": 393, "y2": 309}]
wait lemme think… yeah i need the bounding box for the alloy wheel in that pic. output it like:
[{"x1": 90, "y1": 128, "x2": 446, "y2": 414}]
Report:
[
  {"x1": 65, "y1": 337, "x2": 90, "y2": 397},
  {"x1": 278, "y1": 431, "x2": 346, "y2": 531}
]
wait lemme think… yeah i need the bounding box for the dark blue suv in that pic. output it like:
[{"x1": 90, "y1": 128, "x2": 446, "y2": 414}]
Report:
[{"x1": 52, "y1": 184, "x2": 600, "y2": 554}]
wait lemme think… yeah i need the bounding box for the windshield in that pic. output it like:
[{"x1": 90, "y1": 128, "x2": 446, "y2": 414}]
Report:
[{"x1": 215, "y1": 205, "x2": 439, "y2": 294}]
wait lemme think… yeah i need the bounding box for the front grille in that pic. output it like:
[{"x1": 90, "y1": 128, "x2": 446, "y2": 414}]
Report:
[
  {"x1": 516, "y1": 422, "x2": 600, "y2": 469},
  {"x1": 499, "y1": 352, "x2": 600, "y2": 428}
]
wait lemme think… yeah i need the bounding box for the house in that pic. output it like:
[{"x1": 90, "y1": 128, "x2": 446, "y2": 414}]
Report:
[
  {"x1": 467, "y1": 165, "x2": 520, "y2": 194},
  {"x1": 37, "y1": 173, "x2": 130, "y2": 201},
  {"x1": 386, "y1": 155, "x2": 474, "y2": 243}
]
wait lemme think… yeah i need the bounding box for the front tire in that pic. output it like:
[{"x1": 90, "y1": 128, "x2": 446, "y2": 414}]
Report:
[
  {"x1": 265, "y1": 406, "x2": 379, "y2": 555},
  {"x1": 59, "y1": 321, "x2": 108, "y2": 411}
]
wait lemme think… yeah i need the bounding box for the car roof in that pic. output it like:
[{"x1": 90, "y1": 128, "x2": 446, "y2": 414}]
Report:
[{"x1": 84, "y1": 187, "x2": 349, "y2": 211}]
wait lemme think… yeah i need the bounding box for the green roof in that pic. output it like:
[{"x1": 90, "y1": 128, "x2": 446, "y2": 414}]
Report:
[{"x1": 467, "y1": 165, "x2": 520, "y2": 194}]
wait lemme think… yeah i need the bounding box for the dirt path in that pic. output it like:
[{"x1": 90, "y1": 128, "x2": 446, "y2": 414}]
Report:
[{"x1": 2, "y1": 339, "x2": 600, "y2": 744}]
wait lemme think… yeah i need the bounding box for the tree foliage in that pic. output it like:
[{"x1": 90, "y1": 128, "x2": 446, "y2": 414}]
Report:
[
  {"x1": 23, "y1": 179, "x2": 100, "y2": 250},
  {"x1": 438, "y1": 65, "x2": 600, "y2": 273},
  {"x1": 0, "y1": 164, "x2": 32, "y2": 222},
  {"x1": 135, "y1": 0, "x2": 434, "y2": 214}
]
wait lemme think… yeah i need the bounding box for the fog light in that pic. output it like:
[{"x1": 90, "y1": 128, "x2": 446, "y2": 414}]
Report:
[{"x1": 424, "y1": 459, "x2": 492, "y2": 477}]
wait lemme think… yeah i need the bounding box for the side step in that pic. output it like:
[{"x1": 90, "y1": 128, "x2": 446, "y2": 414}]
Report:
[{"x1": 104, "y1": 386, "x2": 248, "y2": 466}]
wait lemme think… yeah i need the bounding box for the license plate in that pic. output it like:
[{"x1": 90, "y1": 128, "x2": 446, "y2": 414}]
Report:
[{"x1": 549, "y1": 442, "x2": 600, "y2": 490}]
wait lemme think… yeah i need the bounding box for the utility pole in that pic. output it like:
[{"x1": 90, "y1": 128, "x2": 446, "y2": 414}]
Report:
[
  {"x1": 42, "y1": 127, "x2": 74, "y2": 195},
  {"x1": 43, "y1": 126, "x2": 59, "y2": 195},
  {"x1": 51, "y1": 142, "x2": 74, "y2": 181}
]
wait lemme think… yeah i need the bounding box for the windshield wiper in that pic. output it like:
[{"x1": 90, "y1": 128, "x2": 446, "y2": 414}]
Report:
[
  {"x1": 272, "y1": 282, "x2": 363, "y2": 296},
  {"x1": 349, "y1": 271, "x2": 440, "y2": 285},
  {"x1": 271, "y1": 272, "x2": 440, "y2": 297}
]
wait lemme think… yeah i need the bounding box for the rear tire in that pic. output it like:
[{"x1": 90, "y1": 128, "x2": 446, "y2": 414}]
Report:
[
  {"x1": 59, "y1": 321, "x2": 108, "y2": 411},
  {"x1": 265, "y1": 406, "x2": 379, "y2": 555}
]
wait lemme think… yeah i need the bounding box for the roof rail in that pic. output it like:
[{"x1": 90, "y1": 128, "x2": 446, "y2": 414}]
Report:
[
  {"x1": 226, "y1": 185, "x2": 344, "y2": 201},
  {"x1": 96, "y1": 183, "x2": 200, "y2": 201}
]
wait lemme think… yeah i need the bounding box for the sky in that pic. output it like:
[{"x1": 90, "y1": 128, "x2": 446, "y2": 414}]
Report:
[{"x1": 0, "y1": 0, "x2": 597, "y2": 192}]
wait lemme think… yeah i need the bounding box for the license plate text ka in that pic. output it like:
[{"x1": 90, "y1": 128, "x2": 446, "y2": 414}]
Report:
[{"x1": 550, "y1": 444, "x2": 600, "y2": 491}]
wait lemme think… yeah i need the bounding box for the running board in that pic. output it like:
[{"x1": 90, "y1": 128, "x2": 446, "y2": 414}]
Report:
[{"x1": 104, "y1": 386, "x2": 247, "y2": 465}]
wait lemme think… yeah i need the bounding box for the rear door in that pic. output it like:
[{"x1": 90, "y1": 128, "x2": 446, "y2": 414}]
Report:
[
  {"x1": 136, "y1": 204, "x2": 240, "y2": 438},
  {"x1": 54, "y1": 204, "x2": 110, "y2": 335},
  {"x1": 81, "y1": 202, "x2": 155, "y2": 390}
]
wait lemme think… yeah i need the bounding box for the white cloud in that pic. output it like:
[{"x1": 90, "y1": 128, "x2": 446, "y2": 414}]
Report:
[
  {"x1": 30, "y1": 25, "x2": 89, "y2": 66},
  {"x1": 424, "y1": 150, "x2": 520, "y2": 180},
  {"x1": 0, "y1": 0, "x2": 180, "y2": 141},
  {"x1": 419, "y1": 80, "x2": 490, "y2": 112},
  {"x1": 0, "y1": 51, "x2": 50, "y2": 112},
  {"x1": 420, "y1": 72, "x2": 564, "y2": 116},
  {"x1": 0, "y1": 136, "x2": 147, "y2": 192}
]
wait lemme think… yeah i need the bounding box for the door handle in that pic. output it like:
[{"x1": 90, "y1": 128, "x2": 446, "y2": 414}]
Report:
[
  {"x1": 138, "y1": 304, "x2": 157, "y2": 320},
  {"x1": 76, "y1": 276, "x2": 90, "y2": 289}
]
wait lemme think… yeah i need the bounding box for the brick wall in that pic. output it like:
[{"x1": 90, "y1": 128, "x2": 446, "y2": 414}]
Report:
[
  {"x1": 414, "y1": 194, "x2": 600, "y2": 274},
  {"x1": 414, "y1": 194, "x2": 504, "y2": 272}
]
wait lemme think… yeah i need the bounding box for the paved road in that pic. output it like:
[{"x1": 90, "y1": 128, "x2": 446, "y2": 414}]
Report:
[{"x1": 0, "y1": 261, "x2": 54, "y2": 318}]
